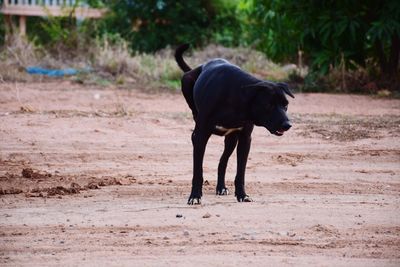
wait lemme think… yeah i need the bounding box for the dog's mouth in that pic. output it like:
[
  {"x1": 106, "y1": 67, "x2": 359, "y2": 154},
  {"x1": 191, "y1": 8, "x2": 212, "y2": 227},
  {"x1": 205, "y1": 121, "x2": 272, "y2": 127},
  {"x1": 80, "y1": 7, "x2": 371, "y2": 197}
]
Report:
[
  {"x1": 273, "y1": 129, "x2": 286, "y2": 136},
  {"x1": 271, "y1": 122, "x2": 292, "y2": 136}
]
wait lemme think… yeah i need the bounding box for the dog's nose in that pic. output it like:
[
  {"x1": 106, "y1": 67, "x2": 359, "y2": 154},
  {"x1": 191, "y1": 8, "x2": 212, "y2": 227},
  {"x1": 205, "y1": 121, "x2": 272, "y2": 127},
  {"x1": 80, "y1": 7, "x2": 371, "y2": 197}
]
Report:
[{"x1": 281, "y1": 121, "x2": 292, "y2": 131}]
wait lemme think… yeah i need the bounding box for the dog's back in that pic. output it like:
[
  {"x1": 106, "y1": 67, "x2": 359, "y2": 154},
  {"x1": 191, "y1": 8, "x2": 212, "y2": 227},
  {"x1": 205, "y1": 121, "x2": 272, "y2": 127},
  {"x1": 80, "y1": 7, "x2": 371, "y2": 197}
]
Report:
[{"x1": 193, "y1": 59, "x2": 259, "y2": 111}]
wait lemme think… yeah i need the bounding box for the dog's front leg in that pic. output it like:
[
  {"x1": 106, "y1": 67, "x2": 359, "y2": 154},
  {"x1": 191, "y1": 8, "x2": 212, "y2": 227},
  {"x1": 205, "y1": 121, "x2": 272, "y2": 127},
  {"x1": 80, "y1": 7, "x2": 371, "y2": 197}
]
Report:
[
  {"x1": 188, "y1": 129, "x2": 211, "y2": 205},
  {"x1": 217, "y1": 133, "x2": 239, "y2": 195},
  {"x1": 234, "y1": 126, "x2": 254, "y2": 202}
]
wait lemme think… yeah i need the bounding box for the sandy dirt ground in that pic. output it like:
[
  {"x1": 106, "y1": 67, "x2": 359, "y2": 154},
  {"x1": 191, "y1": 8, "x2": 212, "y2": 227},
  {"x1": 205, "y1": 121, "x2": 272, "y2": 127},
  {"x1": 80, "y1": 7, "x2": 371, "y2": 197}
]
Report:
[{"x1": 0, "y1": 81, "x2": 399, "y2": 266}]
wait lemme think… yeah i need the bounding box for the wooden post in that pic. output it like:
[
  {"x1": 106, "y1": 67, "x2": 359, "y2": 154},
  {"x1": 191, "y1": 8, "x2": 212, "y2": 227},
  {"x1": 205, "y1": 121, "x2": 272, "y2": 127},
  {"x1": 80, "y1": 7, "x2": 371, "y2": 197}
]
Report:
[
  {"x1": 298, "y1": 49, "x2": 303, "y2": 76},
  {"x1": 19, "y1": 15, "x2": 26, "y2": 36},
  {"x1": 4, "y1": 15, "x2": 13, "y2": 43},
  {"x1": 341, "y1": 52, "x2": 347, "y2": 92}
]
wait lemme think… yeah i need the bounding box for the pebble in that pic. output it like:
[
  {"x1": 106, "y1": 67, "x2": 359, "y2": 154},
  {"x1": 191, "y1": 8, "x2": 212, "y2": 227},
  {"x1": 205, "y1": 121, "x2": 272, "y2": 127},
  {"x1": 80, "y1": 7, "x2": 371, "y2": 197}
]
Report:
[{"x1": 202, "y1": 212, "x2": 211, "y2": 218}]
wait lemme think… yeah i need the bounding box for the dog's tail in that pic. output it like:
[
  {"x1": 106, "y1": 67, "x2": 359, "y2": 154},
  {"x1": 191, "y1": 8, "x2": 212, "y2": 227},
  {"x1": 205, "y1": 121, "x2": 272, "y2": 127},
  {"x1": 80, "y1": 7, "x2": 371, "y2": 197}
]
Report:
[{"x1": 175, "y1": 44, "x2": 192, "y2": 72}]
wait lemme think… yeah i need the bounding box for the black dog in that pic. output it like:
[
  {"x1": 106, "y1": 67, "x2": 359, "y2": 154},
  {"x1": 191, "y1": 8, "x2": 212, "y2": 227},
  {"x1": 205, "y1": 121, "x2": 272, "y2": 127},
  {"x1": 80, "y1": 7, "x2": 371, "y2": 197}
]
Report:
[{"x1": 175, "y1": 44, "x2": 294, "y2": 205}]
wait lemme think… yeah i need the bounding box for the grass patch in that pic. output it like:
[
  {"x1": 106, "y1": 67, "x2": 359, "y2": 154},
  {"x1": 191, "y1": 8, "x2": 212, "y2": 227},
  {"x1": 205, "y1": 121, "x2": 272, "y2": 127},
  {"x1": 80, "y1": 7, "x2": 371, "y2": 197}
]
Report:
[{"x1": 0, "y1": 35, "x2": 295, "y2": 91}]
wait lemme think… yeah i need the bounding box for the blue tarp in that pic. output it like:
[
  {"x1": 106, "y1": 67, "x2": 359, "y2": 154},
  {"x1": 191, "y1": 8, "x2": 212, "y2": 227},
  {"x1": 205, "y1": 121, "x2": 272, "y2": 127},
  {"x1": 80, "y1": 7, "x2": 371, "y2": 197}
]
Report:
[{"x1": 26, "y1": 66, "x2": 79, "y2": 77}]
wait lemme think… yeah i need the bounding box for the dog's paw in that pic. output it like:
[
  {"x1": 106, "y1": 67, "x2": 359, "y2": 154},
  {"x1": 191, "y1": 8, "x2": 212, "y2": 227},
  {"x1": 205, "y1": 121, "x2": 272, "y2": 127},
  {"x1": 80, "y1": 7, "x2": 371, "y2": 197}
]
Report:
[
  {"x1": 216, "y1": 187, "x2": 229, "y2": 195},
  {"x1": 187, "y1": 197, "x2": 202, "y2": 205},
  {"x1": 236, "y1": 195, "x2": 253, "y2": 202},
  {"x1": 188, "y1": 188, "x2": 202, "y2": 205}
]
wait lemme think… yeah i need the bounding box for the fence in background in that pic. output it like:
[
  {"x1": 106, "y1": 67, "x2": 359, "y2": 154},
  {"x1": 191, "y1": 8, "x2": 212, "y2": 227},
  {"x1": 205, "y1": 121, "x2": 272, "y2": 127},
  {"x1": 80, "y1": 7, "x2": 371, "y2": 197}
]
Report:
[{"x1": 1, "y1": 0, "x2": 106, "y2": 35}]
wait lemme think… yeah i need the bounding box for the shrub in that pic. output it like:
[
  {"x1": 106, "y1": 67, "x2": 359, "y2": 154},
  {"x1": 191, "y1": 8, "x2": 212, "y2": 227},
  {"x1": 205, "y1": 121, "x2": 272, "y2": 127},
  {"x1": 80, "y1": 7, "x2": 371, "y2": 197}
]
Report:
[
  {"x1": 100, "y1": 1, "x2": 211, "y2": 52},
  {"x1": 245, "y1": 0, "x2": 400, "y2": 90}
]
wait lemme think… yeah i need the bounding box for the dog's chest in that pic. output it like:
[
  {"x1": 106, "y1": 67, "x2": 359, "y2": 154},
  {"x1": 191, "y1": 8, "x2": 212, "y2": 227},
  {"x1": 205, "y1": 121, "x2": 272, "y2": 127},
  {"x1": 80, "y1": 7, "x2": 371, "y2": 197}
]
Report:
[{"x1": 215, "y1": 125, "x2": 243, "y2": 136}]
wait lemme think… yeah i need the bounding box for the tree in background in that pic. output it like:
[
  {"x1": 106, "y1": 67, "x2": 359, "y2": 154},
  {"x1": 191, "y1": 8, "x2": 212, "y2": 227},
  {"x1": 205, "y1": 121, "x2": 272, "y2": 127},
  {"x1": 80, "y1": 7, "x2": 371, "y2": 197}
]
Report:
[
  {"x1": 246, "y1": 0, "x2": 400, "y2": 86},
  {"x1": 100, "y1": 0, "x2": 398, "y2": 88},
  {"x1": 98, "y1": 0, "x2": 247, "y2": 51},
  {"x1": 206, "y1": 0, "x2": 244, "y2": 47},
  {"x1": 100, "y1": 0, "x2": 211, "y2": 52}
]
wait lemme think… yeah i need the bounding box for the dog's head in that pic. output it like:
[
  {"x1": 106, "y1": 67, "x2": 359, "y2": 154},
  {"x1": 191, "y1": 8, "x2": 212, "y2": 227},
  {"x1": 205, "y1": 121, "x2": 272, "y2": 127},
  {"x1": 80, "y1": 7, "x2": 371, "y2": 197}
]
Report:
[{"x1": 244, "y1": 81, "x2": 294, "y2": 136}]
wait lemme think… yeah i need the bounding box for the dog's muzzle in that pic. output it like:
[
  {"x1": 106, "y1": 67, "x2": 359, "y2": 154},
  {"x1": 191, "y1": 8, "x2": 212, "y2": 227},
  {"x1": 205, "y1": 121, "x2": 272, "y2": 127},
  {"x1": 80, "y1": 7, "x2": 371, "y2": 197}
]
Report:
[{"x1": 273, "y1": 121, "x2": 292, "y2": 136}]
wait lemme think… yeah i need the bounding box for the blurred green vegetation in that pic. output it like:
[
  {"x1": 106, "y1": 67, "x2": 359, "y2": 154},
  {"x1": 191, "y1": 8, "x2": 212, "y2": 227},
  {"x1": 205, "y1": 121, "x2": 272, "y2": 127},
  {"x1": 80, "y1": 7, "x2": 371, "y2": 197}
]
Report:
[
  {"x1": 246, "y1": 0, "x2": 400, "y2": 90},
  {"x1": 0, "y1": 0, "x2": 399, "y2": 91}
]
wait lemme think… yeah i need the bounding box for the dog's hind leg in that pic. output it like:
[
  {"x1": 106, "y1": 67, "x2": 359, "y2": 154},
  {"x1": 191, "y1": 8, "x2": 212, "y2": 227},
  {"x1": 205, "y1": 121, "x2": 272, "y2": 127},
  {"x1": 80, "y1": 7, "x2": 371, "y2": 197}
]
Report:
[
  {"x1": 181, "y1": 66, "x2": 201, "y2": 120},
  {"x1": 216, "y1": 133, "x2": 239, "y2": 195},
  {"x1": 188, "y1": 127, "x2": 211, "y2": 205}
]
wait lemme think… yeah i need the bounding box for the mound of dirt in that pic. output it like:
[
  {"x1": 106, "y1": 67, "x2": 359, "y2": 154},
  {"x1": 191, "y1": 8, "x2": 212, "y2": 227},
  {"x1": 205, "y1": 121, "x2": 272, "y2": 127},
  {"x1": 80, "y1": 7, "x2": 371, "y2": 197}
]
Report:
[
  {"x1": 1, "y1": 166, "x2": 136, "y2": 197},
  {"x1": 21, "y1": 168, "x2": 51, "y2": 179}
]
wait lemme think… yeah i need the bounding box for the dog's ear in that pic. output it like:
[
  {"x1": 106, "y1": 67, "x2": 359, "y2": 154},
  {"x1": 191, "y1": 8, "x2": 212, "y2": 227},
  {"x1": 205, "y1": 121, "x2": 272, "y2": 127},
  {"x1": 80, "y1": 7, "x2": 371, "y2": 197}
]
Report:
[
  {"x1": 276, "y1": 82, "x2": 295, "y2": 98},
  {"x1": 242, "y1": 81, "x2": 294, "y2": 98},
  {"x1": 242, "y1": 81, "x2": 275, "y2": 90},
  {"x1": 242, "y1": 81, "x2": 275, "y2": 101}
]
